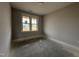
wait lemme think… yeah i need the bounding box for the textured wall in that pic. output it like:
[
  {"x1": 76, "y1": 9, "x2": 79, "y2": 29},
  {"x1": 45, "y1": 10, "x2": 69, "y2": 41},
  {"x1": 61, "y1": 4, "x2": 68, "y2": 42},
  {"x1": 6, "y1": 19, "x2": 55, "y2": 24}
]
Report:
[
  {"x1": 0, "y1": 3, "x2": 11, "y2": 56},
  {"x1": 44, "y1": 3, "x2": 79, "y2": 47}
]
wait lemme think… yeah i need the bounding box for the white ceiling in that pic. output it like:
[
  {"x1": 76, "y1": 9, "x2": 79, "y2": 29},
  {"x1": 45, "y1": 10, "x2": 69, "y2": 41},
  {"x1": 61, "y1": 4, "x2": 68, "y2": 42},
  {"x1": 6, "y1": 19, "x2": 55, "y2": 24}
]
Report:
[{"x1": 11, "y1": 2, "x2": 72, "y2": 15}]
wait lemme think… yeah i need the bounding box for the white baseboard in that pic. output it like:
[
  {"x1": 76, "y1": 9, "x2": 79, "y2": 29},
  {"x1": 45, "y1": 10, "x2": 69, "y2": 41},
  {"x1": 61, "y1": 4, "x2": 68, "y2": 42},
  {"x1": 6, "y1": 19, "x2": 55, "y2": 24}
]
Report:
[
  {"x1": 48, "y1": 37, "x2": 79, "y2": 51},
  {"x1": 48, "y1": 37, "x2": 79, "y2": 56}
]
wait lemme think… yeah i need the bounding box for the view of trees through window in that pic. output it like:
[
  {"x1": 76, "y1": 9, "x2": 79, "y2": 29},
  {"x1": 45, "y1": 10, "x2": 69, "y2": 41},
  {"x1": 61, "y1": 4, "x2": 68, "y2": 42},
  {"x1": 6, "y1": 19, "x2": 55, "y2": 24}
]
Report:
[{"x1": 22, "y1": 16, "x2": 38, "y2": 32}]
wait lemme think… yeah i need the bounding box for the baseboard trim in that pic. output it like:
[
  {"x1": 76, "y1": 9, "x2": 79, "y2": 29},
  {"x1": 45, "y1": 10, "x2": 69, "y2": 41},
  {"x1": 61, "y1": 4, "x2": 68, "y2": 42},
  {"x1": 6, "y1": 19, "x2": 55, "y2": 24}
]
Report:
[{"x1": 48, "y1": 37, "x2": 79, "y2": 51}]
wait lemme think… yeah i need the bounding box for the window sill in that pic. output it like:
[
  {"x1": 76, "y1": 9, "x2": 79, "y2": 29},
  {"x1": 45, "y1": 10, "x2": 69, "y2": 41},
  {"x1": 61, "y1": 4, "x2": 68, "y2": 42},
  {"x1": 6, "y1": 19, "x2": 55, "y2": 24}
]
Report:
[{"x1": 12, "y1": 35, "x2": 44, "y2": 42}]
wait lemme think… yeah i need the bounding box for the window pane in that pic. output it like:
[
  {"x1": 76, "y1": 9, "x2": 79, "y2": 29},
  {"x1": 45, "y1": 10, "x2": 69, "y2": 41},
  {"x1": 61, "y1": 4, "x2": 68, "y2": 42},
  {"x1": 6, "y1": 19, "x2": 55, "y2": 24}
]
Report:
[
  {"x1": 22, "y1": 16, "x2": 30, "y2": 23},
  {"x1": 22, "y1": 16, "x2": 30, "y2": 32},
  {"x1": 32, "y1": 17, "x2": 38, "y2": 31},
  {"x1": 32, "y1": 18, "x2": 37, "y2": 24},
  {"x1": 32, "y1": 24, "x2": 38, "y2": 31}
]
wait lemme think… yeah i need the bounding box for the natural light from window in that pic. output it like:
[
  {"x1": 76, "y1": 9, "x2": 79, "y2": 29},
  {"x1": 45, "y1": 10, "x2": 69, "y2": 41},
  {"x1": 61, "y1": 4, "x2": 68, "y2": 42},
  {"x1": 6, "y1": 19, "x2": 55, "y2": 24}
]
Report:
[
  {"x1": 22, "y1": 16, "x2": 30, "y2": 32},
  {"x1": 22, "y1": 16, "x2": 38, "y2": 32},
  {"x1": 32, "y1": 17, "x2": 38, "y2": 31}
]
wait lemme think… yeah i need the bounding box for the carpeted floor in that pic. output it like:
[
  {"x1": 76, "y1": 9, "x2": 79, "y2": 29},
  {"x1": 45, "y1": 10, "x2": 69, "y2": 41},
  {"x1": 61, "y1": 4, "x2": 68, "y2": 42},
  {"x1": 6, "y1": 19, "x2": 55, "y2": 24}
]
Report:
[{"x1": 11, "y1": 39, "x2": 74, "y2": 57}]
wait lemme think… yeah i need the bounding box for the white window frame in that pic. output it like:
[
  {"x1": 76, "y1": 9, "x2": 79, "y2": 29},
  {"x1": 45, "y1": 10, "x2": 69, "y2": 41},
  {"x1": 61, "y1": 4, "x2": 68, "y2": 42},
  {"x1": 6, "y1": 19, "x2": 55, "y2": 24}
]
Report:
[{"x1": 21, "y1": 14, "x2": 39, "y2": 32}]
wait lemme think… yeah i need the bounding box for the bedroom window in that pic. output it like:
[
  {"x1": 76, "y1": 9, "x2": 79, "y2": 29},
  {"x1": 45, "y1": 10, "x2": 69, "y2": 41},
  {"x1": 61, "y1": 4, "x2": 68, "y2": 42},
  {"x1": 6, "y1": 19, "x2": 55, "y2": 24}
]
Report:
[
  {"x1": 22, "y1": 16, "x2": 38, "y2": 32},
  {"x1": 31, "y1": 17, "x2": 38, "y2": 31},
  {"x1": 22, "y1": 16, "x2": 30, "y2": 32}
]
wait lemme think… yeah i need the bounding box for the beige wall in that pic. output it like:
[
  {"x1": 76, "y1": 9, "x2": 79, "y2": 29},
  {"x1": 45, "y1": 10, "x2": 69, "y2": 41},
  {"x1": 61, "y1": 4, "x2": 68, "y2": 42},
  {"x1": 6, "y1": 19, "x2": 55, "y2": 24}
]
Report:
[
  {"x1": 0, "y1": 3, "x2": 11, "y2": 56},
  {"x1": 44, "y1": 3, "x2": 79, "y2": 48}
]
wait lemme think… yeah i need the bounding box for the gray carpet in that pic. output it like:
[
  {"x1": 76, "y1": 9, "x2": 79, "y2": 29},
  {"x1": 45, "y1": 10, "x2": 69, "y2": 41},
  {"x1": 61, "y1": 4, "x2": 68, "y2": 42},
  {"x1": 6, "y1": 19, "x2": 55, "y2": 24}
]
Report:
[{"x1": 11, "y1": 39, "x2": 74, "y2": 57}]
